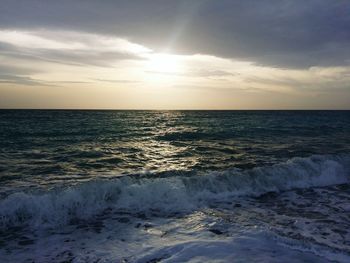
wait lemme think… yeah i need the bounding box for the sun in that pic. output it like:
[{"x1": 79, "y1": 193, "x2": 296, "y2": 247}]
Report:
[
  {"x1": 142, "y1": 53, "x2": 187, "y2": 84},
  {"x1": 146, "y1": 53, "x2": 183, "y2": 74}
]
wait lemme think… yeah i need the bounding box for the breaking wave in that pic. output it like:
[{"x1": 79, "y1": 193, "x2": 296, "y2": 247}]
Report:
[{"x1": 0, "y1": 154, "x2": 349, "y2": 229}]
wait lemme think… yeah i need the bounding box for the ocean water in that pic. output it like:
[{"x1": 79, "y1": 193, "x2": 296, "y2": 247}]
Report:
[{"x1": 0, "y1": 110, "x2": 350, "y2": 262}]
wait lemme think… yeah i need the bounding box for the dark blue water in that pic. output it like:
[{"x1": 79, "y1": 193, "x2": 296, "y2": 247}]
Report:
[
  {"x1": 1, "y1": 110, "x2": 350, "y2": 262},
  {"x1": 1, "y1": 110, "x2": 349, "y2": 192}
]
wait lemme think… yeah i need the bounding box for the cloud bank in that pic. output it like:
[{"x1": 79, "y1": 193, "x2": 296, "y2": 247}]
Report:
[
  {"x1": 0, "y1": 0, "x2": 349, "y2": 68},
  {"x1": 0, "y1": 0, "x2": 349, "y2": 109}
]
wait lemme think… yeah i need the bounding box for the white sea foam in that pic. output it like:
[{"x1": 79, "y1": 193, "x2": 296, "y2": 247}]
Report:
[
  {"x1": 0, "y1": 154, "x2": 349, "y2": 229},
  {"x1": 134, "y1": 232, "x2": 335, "y2": 263}
]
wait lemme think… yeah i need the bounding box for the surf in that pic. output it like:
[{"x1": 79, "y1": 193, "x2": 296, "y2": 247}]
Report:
[{"x1": 0, "y1": 154, "x2": 349, "y2": 229}]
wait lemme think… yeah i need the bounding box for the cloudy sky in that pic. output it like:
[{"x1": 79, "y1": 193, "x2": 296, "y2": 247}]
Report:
[{"x1": 0, "y1": 0, "x2": 349, "y2": 109}]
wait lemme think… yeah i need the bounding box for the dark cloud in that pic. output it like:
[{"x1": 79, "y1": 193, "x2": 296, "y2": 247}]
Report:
[
  {"x1": 0, "y1": 64, "x2": 41, "y2": 75},
  {"x1": 191, "y1": 69, "x2": 237, "y2": 78},
  {"x1": 146, "y1": 69, "x2": 237, "y2": 78},
  {"x1": 47, "y1": 80, "x2": 91, "y2": 84},
  {"x1": 0, "y1": 0, "x2": 349, "y2": 68},
  {"x1": 31, "y1": 49, "x2": 145, "y2": 67},
  {"x1": 245, "y1": 73, "x2": 350, "y2": 93},
  {"x1": 0, "y1": 74, "x2": 53, "y2": 86},
  {"x1": 0, "y1": 40, "x2": 145, "y2": 67},
  {"x1": 0, "y1": 74, "x2": 90, "y2": 87}
]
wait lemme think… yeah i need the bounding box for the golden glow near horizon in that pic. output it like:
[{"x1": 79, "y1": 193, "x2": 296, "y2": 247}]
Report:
[{"x1": 0, "y1": 29, "x2": 350, "y2": 109}]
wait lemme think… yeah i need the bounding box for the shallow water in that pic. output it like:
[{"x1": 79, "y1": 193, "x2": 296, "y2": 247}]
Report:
[{"x1": 0, "y1": 110, "x2": 350, "y2": 262}]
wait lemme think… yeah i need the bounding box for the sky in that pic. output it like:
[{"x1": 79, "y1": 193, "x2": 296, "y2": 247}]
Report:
[{"x1": 0, "y1": 0, "x2": 349, "y2": 109}]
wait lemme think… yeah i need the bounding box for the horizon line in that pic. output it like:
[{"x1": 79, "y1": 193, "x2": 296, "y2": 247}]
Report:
[{"x1": 0, "y1": 108, "x2": 349, "y2": 111}]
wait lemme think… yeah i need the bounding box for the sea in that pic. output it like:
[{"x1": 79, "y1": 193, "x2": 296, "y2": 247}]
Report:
[{"x1": 0, "y1": 110, "x2": 349, "y2": 262}]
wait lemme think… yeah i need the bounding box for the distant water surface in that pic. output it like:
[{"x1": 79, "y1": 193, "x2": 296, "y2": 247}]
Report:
[{"x1": 0, "y1": 110, "x2": 349, "y2": 194}]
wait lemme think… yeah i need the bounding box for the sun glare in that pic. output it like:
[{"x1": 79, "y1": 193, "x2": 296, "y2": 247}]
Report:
[
  {"x1": 143, "y1": 53, "x2": 186, "y2": 84},
  {"x1": 147, "y1": 53, "x2": 184, "y2": 74}
]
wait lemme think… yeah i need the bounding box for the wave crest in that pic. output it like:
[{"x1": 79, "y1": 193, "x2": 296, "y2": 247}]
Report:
[{"x1": 0, "y1": 154, "x2": 349, "y2": 229}]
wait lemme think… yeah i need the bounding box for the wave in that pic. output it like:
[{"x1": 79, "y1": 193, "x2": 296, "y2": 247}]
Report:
[{"x1": 0, "y1": 154, "x2": 349, "y2": 229}]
